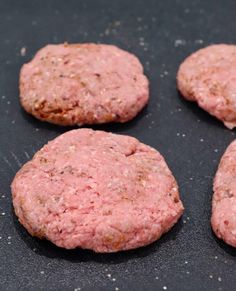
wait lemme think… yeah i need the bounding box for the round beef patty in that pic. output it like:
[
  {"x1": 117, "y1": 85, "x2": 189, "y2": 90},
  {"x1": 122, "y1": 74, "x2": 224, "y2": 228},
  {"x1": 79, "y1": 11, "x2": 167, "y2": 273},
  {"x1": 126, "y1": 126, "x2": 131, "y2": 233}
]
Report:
[
  {"x1": 19, "y1": 43, "x2": 149, "y2": 126},
  {"x1": 212, "y1": 140, "x2": 236, "y2": 247},
  {"x1": 11, "y1": 129, "x2": 184, "y2": 252},
  {"x1": 177, "y1": 44, "x2": 236, "y2": 129}
]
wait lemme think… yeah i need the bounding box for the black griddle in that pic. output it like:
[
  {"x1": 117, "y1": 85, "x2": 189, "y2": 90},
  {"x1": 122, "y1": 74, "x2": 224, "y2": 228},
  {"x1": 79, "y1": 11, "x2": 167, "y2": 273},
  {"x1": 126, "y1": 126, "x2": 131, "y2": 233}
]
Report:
[{"x1": 0, "y1": 0, "x2": 236, "y2": 290}]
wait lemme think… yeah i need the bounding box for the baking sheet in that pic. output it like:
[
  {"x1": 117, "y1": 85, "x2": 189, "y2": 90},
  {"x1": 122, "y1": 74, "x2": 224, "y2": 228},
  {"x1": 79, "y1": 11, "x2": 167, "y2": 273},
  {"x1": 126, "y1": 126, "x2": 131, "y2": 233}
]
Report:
[{"x1": 0, "y1": 0, "x2": 236, "y2": 290}]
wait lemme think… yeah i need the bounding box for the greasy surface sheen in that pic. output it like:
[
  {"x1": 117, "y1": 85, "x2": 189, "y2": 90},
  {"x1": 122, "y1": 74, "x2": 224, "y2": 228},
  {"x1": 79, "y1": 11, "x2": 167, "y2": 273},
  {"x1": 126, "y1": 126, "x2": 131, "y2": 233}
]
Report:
[
  {"x1": 11, "y1": 129, "x2": 183, "y2": 252},
  {"x1": 212, "y1": 140, "x2": 236, "y2": 247},
  {"x1": 19, "y1": 43, "x2": 149, "y2": 125},
  {"x1": 177, "y1": 44, "x2": 236, "y2": 129}
]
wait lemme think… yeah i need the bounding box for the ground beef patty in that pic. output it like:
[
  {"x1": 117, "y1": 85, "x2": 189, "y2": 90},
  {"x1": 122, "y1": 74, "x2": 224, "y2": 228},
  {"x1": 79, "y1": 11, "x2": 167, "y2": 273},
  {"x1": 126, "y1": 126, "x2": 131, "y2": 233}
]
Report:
[
  {"x1": 11, "y1": 129, "x2": 184, "y2": 252},
  {"x1": 19, "y1": 43, "x2": 149, "y2": 126},
  {"x1": 177, "y1": 44, "x2": 236, "y2": 129},
  {"x1": 212, "y1": 140, "x2": 236, "y2": 247}
]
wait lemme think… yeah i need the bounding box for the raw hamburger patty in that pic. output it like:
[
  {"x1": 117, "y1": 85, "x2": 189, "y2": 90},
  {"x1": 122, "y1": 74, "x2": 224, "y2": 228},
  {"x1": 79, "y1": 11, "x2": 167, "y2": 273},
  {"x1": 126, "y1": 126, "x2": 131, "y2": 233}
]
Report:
[
  {"x1": 211, "y1": 140, "x2": 236, "y2": 247},
  {"x1": 11, "y1": 129, "x2": 184, "y2": 252},
  {"x1": 19, "y1": 43, "x2": 149, "y2": 126},
  {"x1": 177, "y1": 44, "x2": 236, "y2": 129}
]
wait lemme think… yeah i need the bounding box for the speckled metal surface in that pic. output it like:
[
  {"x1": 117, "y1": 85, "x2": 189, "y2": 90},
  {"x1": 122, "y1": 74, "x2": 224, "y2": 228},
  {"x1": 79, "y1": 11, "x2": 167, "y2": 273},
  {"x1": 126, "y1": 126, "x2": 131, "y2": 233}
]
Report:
[{"x1": 0, "y1": 0, "x2": 236, "y2": 290}]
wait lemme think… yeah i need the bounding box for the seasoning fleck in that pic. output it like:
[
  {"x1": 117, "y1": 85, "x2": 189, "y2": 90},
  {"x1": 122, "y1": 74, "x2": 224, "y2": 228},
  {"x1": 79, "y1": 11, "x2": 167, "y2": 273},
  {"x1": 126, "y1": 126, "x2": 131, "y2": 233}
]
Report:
[{"x1": 20, "y1": 47, "x2": 27, "y2": 57}]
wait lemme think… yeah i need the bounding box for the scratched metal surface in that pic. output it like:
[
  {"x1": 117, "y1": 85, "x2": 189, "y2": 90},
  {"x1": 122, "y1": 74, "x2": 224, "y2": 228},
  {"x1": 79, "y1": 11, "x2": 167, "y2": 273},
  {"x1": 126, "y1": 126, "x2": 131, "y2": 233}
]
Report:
[{"x1": 0, "y1": 0, "x2": 236, "y2": 290}]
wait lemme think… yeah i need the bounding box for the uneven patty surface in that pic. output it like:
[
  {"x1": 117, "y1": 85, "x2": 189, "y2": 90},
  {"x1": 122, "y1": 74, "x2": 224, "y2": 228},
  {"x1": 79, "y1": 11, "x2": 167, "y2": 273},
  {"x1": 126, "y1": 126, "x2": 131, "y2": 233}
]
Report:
[
  {"x1": 212, "y1": 140, "x2": 236, "y2": 247},
  {"x1": 177, "y1": 44, "x2": 236, "y2": 129},
  {"x1": 20, "y1": 43, "x2": 149, "y2": 126},
  {"x1": 11, "y1": 129, "x2": 184, "y2": 252}
]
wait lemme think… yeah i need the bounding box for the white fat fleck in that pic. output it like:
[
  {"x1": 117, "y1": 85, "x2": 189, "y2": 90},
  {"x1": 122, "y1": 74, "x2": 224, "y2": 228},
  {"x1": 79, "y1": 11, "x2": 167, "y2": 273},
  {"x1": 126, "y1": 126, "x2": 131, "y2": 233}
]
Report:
[
  {"x1": 2, "y1": 95, "x2": 6, "y2": 99},
  {"x1": 231, "y1": 229, "x2": 236, "y2": 235},
  {"x1": 1, "y1": 212, "x2": 5, "y2": 216},
  {"x1": 186, "y1": 271, "x2": 190, "y2": 274},
  {"x1": 209, "y1": 275, "x2": 213, "y2": 279},
  {"x1": 7, "y1": 236, "x2": 11, "y2": 240},
  {"x1": 200, "y1": 138, "x2": 204, "y2": 142},
  {"x1": 185, "y1": 261, "x2": 188, "y2": 264},
  {"x1": 215, "y1": 256, "x2": 218, "y2": 259},
  {"x1": 163, "y1": 286, "x2": 167, "y2": 290},
  {"x1": 115, "y1": 288, "x2": 119, "y2": 291},
  {"x1": 69, "y1": 145, "x2": 76, "y2": 151},
  {"x1": 155, "y1": 276, "x2": 159, "y2": 280},
  {"x1": 112, "y1": 278, "x2": 116, "y2": 281},
  {"x1": 182, "y1": 134, "x2": 186, "y2": 137},
  {"x1": 40, "y1": 271, "x2": 45, "y2": 274},
  {"x1": 218, "y1": 277, "x2": 222, "y2": 282},
  {"x1": 107, "y1": 274, "x2": 112, "y2": 278},
  {"x1": 74, "y1": 288, "x2": 81, "y2": 291}
]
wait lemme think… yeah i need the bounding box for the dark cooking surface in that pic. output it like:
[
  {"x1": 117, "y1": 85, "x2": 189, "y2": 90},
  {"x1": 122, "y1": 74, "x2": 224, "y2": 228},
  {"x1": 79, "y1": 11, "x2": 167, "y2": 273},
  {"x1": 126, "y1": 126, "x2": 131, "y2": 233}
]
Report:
[{"x1": 0, "y1": 0, "x2": 236, "y2": 290}]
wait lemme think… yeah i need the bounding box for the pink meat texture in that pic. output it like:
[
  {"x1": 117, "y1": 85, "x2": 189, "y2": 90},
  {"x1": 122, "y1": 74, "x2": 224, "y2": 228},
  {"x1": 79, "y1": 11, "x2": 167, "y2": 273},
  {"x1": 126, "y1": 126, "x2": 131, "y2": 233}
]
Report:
[
  {"x1": 177, "y1": 44, "x2": 236, "y2": 129},
  {"x1": 212, "y1": 140, "x2": 236, "y2": 247},
  {"x1": 19, "y1": 43, "x2": 149, "y2": 126},
  {"x1": 11, "y1": 129, "x2": 184, "y2": 252}
]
